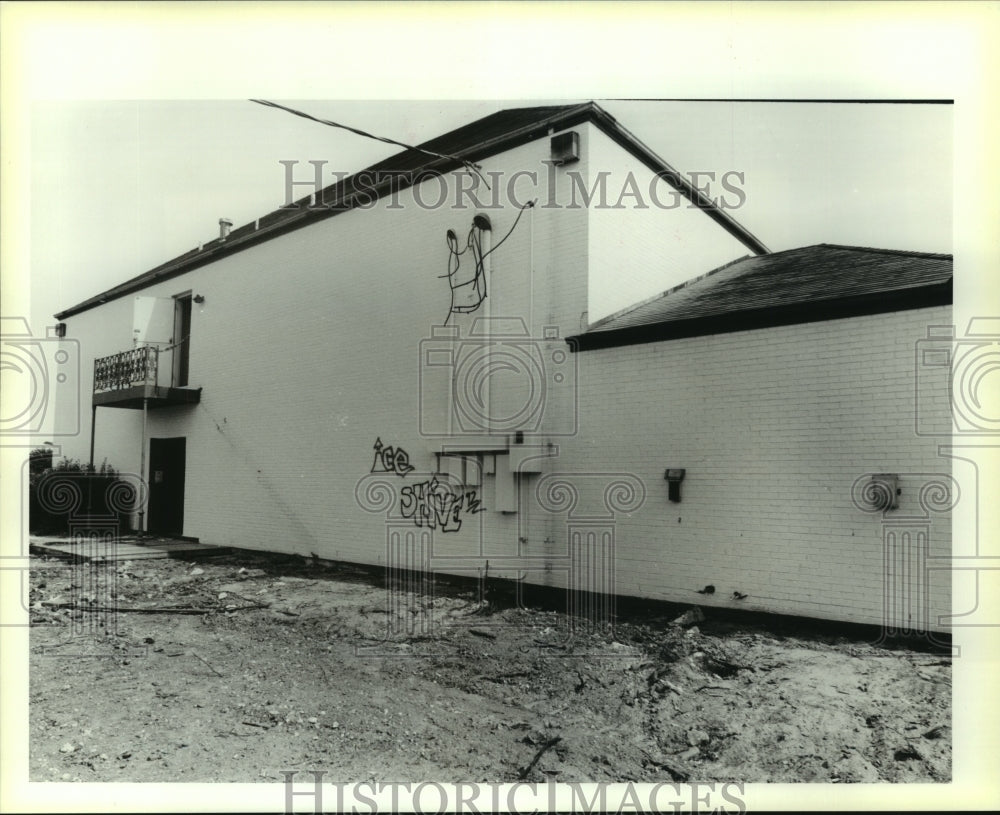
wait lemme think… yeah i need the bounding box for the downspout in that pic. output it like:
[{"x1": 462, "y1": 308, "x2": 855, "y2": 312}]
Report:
[
  {"x1": 138, "y1": 396, "x2": 148, "y2": 537},
  {"x1": 482, "y1": 219, "x2": 492, "y2": 433},
  {"x1": 88, "y1": 406, "x2": 96, "y2": 470},
  {"x1": 88, "y1": 405, "x2": 97, "y2": 515},
  {"x1": 137, "y1": 346, "x2": 155, "y2": 537}
]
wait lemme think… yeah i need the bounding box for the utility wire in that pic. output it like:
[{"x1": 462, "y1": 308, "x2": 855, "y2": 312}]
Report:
[{"x1": 250, "y1": 99, "x2": 490, "y2": 188}]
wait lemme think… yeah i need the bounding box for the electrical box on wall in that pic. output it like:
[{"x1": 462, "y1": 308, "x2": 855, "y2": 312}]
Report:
[
  {"x1": 550, "y1": 131, "x2": 580, "y2": 165},
  {"x1": 867, "y1": 473, "x2": 901, "y2": 511}
]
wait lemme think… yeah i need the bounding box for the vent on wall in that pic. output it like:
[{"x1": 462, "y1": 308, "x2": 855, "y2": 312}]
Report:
[{"x1": 550, "y1": 131, "x2": 580, "y2": 166}]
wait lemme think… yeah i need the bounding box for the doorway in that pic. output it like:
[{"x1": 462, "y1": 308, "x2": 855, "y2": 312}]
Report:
[
  {"x1": 148, "y1": 437, "x2": 186, "y2": 535},
  {"x1": 172, "y1": 293, "x2": 192, "y2": 387}
]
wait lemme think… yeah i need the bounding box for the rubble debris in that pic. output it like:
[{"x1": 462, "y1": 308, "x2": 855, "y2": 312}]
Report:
[
  {"x1": 27, "y1": 546, "x2": 953, "y2": 784},
  {"x1": 518, "y1": 736, "x2": 562, "y2": 780},
  {"x1": 686, "y1": 728, "x2": 710, "y2": 746},
  {"x1": 192, "y1": 652, "x2": 224, "y2": 677},
  {"x1": 672, "y1": 608, "x2": 705, "y2": 627}
]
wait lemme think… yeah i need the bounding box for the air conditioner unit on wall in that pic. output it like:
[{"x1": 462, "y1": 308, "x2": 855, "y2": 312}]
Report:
[{"x1": 550, "y1": 131, "x2": 580, "y2": 166}]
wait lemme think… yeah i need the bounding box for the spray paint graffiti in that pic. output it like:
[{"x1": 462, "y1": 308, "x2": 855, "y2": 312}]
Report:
[
  {"x1": 439, "y1": 202, "x2": 534, "y2": 325},
  {"x1": 370, "y1": 437, "x2": 415, "y2": 477},
  {"x1": 400, "y1": 477, "x2": 484, "y2": 533}
]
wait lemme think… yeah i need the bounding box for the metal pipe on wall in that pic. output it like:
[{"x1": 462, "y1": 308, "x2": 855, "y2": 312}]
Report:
[{"x1": 138, "y1": 397, "x2": 148, "y2": 537}]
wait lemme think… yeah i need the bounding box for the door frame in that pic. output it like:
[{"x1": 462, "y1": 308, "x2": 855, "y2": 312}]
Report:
[{"x1": 147, "y1": 436, "x2": 187, "y2": 536}]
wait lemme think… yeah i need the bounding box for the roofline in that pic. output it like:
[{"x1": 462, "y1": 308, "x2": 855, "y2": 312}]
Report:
[
  {"x1": 587, "y1": 252, "x2": 753, "y2": 331},
  {"x1": 55, "y1": 102, "x2": 768, "y2": 320},
  {"x1": 815, "y1": 243, "x2": 952, "y2": 260},
  {"x1": 581, "y1": 105, "x2": 770, "y2": 255},
  {"x1": 584, "y1": 243, "x2": 953, "y2": 334},
  {"x1": 566, "y1": 280, "x2": 952, "y2": 352}
]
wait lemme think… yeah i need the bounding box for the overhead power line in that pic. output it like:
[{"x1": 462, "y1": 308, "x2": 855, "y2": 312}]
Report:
[{"x1": 249, "y1": 99, "x2": 490, "y2": 187}]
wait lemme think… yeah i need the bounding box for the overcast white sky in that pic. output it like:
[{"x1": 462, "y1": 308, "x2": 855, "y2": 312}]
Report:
[{"x1": 30, "y1": 99, "x2": 951, "y2": 332}]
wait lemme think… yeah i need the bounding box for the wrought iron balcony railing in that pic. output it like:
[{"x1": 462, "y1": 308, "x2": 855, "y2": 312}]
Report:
[{"x1": 93, "y1": 346, "x2": 158, "y2": 393}]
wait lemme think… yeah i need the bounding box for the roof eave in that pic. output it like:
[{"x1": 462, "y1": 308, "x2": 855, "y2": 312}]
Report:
[
  {"x1": 55, "y1": 101, "x2": 768, "y2": 320},
  {"x1": 567, "y1": 280, "x2": 953, "y2": 352},
  {"x1": 584, "y1": 107, "x2": 770, "y2": 256}
]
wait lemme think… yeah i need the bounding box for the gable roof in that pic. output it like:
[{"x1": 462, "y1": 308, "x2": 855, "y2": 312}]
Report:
[
  {"x1": 569, "y1": 244, "x2": 953, "y2": 351},
  {"x1": 55, "y1": 101, "x2": 769, "y2": 320}
]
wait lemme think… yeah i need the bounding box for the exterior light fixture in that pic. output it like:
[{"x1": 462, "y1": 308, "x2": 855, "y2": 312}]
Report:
[{"x1": 664, "y1": 468, "x2": 686, "y2": 503}]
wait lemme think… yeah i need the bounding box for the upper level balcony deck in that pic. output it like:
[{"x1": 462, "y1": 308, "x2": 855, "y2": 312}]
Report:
[{"x1": 93, "y1": 346, "x2": 201, "y2": 409}]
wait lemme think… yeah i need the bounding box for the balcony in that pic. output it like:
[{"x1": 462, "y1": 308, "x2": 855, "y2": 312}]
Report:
[{"x1": 93, "y1": 346, "x2": 201, "y2": 409}]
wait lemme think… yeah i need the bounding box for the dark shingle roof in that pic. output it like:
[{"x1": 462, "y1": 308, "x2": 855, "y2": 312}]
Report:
[
  {"x1": 570, "y1": 244, "x2": 952, "y2": 351},
  {"x1": 56, "y1": 102, "x2": 768, "y2": 320}
]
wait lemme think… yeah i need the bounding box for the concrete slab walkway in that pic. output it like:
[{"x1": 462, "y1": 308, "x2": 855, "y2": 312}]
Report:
[{"x1": 29, "y1": 535, "x2": 229, "y2": 562}]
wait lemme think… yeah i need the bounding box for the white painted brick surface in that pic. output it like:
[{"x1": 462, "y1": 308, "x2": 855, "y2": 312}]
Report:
[{"x1": 557, "y1": 306, "x2": 952, "y2": 630}]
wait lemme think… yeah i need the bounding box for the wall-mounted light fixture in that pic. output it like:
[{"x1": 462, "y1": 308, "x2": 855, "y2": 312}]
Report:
[
  {"x1": 193, "y1": 294, "x2": 205, "y2": 304},
  {"x1": 664, "y1": 468, "x2": 686, "y2": 503}
]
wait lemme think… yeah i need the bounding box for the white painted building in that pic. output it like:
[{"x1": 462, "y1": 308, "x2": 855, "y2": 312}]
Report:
[{"x1": 52, "y1": 103, "x2": 952, "y2": 633}]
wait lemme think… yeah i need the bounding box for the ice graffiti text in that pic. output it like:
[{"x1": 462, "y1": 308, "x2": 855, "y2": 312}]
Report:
[{"x1": 370, "y1": 437, "x2": 415, "y2": 477}]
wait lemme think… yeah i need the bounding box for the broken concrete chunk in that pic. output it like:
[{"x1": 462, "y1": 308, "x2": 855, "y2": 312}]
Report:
[
  {"x1": 673, "y1": 608, "x2": 705, "y2": 627},
  {"x1": 686, "y1": 728, "x2": 710, "y2": 746}
]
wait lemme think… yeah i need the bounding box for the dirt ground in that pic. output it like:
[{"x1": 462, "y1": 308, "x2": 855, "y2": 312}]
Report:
[{"x1": 28, "y1": 543, "x2": 951, "y2": 784}]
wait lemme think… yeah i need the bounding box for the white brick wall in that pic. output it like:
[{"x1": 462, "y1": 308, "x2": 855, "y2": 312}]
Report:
[
  {"x1": 57, "y1": 131, "x2": 594, "y2": 570},
  {"x1": 555, "y1": 306, "x2": 952, "y2": 630}
]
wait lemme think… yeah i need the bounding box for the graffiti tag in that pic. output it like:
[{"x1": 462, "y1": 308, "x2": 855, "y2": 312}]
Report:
[
  {"x1": 370, "y1": 437, "x2": 415, "y2": 477},
  {"x1": 400, "y1": 477, "x2": 484, "y2": 533}
]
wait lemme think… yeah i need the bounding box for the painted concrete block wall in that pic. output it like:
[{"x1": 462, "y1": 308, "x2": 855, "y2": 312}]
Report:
[
  {"x1": 56, "y1": 129, "x2": 597, "y2": 582},
  {"x1": 585, "y1": 128, "x2": 754, "y2": 323},
  {"x1": 556, "y1": 305, "x2": 953, "y2": 630}
]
